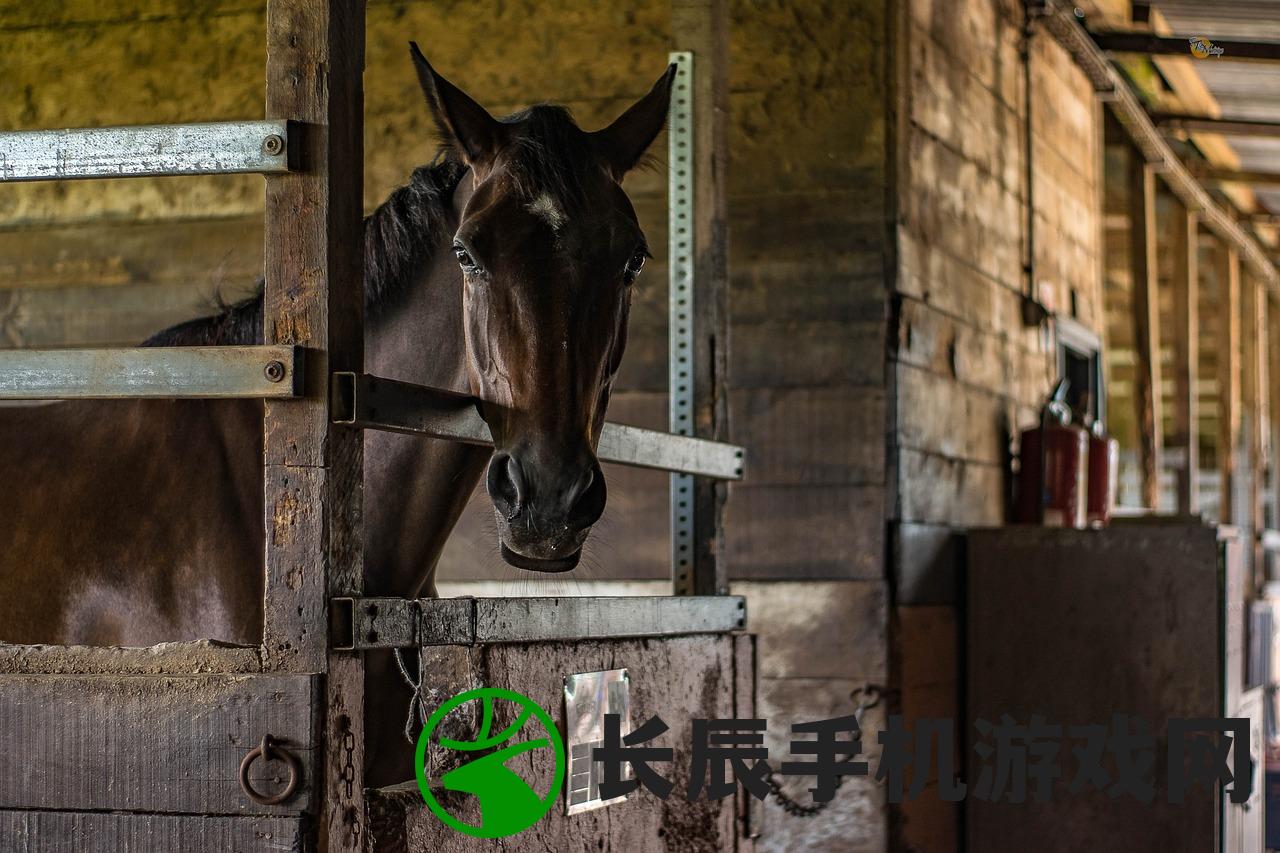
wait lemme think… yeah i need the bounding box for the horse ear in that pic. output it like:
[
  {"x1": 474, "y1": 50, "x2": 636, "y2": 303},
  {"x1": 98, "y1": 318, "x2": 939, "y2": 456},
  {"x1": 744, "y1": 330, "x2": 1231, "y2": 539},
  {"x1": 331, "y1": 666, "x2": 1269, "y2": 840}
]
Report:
[
  {"x1": 593, "y1": 65, "x2": 677, "y2": 179},
  {"x1": 409, "y1": 43, "x2": 505, "y2": 165}
]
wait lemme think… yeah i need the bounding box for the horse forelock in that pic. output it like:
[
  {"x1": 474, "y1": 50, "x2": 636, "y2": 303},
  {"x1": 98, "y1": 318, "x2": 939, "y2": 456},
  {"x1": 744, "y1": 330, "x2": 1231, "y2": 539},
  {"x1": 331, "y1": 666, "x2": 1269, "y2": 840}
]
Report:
[{"x1": 496, "y1": 104, "x2": 603, "y2": 213}]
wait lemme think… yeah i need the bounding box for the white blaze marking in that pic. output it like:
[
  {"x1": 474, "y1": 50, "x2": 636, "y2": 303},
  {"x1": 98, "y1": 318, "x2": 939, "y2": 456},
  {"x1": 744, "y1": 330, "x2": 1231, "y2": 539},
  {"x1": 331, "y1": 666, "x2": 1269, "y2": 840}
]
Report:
[{"x1": 527, "y1": 193, "x2": 566, "y2": 231}]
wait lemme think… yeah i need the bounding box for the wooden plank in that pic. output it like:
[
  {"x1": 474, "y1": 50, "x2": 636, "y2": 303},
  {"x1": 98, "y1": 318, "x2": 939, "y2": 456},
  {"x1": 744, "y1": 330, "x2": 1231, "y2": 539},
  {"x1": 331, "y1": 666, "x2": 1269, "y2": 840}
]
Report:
[
  {"x1": 894, "y1": 363, "x2": 1013, "y2": 466},
  {"x1": 733, "y1": 632, "x2": 759, "y2": 850},
  {"x1": 728, "y1": 386, "x2": 884, "y2": 485},
  {"x1": 0, "y1": 641, "x2": 260, "y2": 675},
  {"x1": 724, "y1": 484, "x2": 885, "y2": 579},
  {"x1": 1, "y1": 811, "x2": 303, "y2": 853},
  {"x1": 0, "y1": 215, "x2": 262, "y2": 293},
  {"x1": 1129, "y1": 156, "x2": 1163, "y2": 509},
  {"x1": 0, "y1": 674, "x2": 317, "y2": 815},
  {"x1": 0, "y1": 346, "x2": 298, "y2": 399},
  {"x1": 1219, "y1": 243, "x2": 1242, "y2": 524},
  {"x1": 366, "y1": 636, "x2": 739, "y2": 851},
  {"x1": 672, "y1": 0, "x2": 729, "y2": 596},
  {"x1": 897, "y1": 447, "x2": 1004, "y2": 527},
  {"x1": 1171, "y1": 204, "x2": 1200, "y2": 514},
  {"x1": 263, "y1": 2, "x2": 366, "y2": 851},
  {"x1": 0, "y1": 281, "x2": 252, "y2": 349}
]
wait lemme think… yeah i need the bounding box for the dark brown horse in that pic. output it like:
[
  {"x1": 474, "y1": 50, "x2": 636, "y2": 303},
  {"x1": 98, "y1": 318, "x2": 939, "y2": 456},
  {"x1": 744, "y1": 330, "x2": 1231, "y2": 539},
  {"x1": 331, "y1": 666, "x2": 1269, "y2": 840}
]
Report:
[{"x1": 0, "y1": 46, "x2": 673, "y2": 782}]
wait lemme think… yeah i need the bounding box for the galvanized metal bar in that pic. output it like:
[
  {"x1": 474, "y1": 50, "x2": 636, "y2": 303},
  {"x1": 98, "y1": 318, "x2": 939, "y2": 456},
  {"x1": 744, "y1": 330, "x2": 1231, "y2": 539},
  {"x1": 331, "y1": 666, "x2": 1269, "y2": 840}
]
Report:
[
  {"x1": 0, "y1": 345, "x2": 300, "y2": 399},
  {"x1": 331, "y1": 372, "x2": 744, "y2": 480},
  {"x1": 331, "y1": 596, "x2": 746, "y2": 648},
  {"x1": 0, "y1": 120, "x2": 292, "y2": 182},
  {"x1": 326, "y1": 596, "x2": 746, "y2": 648},
  {"x1": 467, "y1": 596, "x2": 744, "y2": 643},
  {"x1": 668, "y1": 50, "x2": 698, "y2": 592}
]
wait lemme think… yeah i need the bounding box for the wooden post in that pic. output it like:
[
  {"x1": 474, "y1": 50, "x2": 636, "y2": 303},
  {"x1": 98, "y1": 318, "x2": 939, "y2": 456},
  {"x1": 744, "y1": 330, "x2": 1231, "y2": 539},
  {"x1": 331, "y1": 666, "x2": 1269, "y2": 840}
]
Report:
[
  {"x1": 1171, "y1": 202, "x2": 1200, "y2": 515},
  {"x1": 672, "y1": 0, "x2": 730, "y2": 595},
  {"x1": 1245, "y1": 274, "x2": 1268, "y2": 582},
  {"x1": 263, "y1": 1, "x2": 365, "y2": 850},
  {"x1": 1270, "y1": 292, "x2": 1280, "y2": 531},
  {"x1": 1129, "y1": 155, "x2": 1163, "y2": 510},
  {"x1": 1218, "y1": 243, "x2": 1241, "y2": 525}
]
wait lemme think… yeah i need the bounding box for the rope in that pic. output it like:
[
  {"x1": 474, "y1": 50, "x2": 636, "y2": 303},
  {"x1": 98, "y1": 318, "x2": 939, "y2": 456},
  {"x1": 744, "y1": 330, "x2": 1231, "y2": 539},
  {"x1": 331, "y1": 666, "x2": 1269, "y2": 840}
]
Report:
[{"x1": 393, "y1": 646, "x2": 428, "y2": 745}]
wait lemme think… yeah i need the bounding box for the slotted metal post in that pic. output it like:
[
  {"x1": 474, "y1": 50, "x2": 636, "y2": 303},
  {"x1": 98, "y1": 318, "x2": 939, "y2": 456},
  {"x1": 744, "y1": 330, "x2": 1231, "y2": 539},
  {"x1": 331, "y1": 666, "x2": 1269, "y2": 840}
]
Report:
[
  {"x1": 668, "y1": 49, "x2": 697, "y2": 594},
  {"x1": 669, "y1": 0, "x2": 732, "y2": 597}
]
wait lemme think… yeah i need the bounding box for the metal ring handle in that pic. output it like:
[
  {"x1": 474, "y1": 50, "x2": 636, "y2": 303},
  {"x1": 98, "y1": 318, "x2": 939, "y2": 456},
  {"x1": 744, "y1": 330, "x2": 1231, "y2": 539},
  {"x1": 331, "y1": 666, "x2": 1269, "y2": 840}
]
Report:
[{"x1": 239, "y1": 734, "x2": 302, "y2": 806}]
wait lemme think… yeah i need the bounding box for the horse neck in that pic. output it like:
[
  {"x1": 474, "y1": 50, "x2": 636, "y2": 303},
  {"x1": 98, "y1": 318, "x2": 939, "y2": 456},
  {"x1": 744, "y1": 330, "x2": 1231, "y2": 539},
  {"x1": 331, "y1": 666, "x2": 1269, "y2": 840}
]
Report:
[
  {"x1": 362, "y1": 175, "x2": 490, "y2": 597},
  {"x1": 366, "y1": 174, "x2": 472, "y2": 390}
]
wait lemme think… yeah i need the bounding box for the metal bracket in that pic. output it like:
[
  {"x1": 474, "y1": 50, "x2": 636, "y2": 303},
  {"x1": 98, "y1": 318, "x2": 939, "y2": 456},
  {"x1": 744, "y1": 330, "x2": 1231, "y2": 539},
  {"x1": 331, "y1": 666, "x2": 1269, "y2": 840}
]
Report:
[
  {"x1": 0, "y1": 120, "x2": 294, "y2": 182},
  {"x1": 668, "y1": 50, "x2": 697, "y2": 594}
]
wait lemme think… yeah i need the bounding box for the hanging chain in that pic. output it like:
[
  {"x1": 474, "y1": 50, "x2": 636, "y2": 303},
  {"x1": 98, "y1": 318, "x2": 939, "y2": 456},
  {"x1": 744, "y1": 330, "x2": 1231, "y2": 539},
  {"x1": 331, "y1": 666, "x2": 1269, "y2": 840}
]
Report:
[
  {"x1": 336, "y1": 720, "x2": 360, "y2": 846},
  {"x1": 765, "y1": 684, "x2": 884, "y2": 818}
]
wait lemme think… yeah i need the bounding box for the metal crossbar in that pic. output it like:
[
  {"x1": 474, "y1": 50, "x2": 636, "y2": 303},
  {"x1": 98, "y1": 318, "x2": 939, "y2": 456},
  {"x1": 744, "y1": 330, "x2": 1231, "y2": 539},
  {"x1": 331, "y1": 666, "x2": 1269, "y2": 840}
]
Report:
[
  {"x1": 330, "y1": 595, "x2": 747, "y2": 649},
  {"x1": 330, "y1": 372, "x2": 745, "y2": 480},
  {"x1": 0, "y1": 346, "x2": 301, "y2": 399},
  {"x1": 0, "y1": 120, "x2": 292, "y2": 182}
]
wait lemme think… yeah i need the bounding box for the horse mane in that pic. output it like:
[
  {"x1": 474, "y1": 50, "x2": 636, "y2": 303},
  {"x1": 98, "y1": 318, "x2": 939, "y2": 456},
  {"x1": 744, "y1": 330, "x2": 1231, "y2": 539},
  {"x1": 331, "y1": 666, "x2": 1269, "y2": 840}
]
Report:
[{"x1": 143, "y1": 152, "x2": 468, "y2": 346}]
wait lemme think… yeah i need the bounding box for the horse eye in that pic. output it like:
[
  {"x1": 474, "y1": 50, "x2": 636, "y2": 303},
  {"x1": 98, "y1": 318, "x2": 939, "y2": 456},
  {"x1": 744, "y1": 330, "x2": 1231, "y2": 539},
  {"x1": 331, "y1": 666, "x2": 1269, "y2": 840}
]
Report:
[
  {"x1": 624, "y1": 251, "x2": 646, "y2": 280},
  {"x1": 454, "y1": 246, "x2": 477, "y2": 271}
]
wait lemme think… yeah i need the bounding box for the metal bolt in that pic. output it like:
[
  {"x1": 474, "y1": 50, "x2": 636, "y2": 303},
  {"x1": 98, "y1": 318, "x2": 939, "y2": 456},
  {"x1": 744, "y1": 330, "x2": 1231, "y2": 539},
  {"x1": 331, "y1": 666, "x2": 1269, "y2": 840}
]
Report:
[
  {"x1": 264, "y1": 360, "x2": 287, "y2": 382},
  {"x1": 262, "y1": 134, "x2": 285, "y2": 156}
]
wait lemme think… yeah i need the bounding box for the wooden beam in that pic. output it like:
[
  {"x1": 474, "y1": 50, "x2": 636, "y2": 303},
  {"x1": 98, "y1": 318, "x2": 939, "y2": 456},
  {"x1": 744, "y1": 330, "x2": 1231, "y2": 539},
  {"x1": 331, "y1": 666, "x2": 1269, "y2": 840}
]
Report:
[
  {"x1": 263, "y1": 1, "x2": 365, "y2": 851},
  {"x1": 1090, "y1": 30, "x2": 1280, "y2": 62},
  {"x1": 1171, "y1": 203, "x2": 1200, "y2": 515},
  {"x1": 1190, "y1": 167, "x2": 1280, "y2": 187},
  {"x1": 1130, "y1": 156, "x2": 1164, "y2": 509},
  {"x1": 0, "y1": 674, "x2": 317, "y2": 814},
  {"x1": 1218, "y1": 243, "x2": 1242, "y2": 524},
  {"x1": 1270, "y1": 294, "x2": 1280, "y2": 530},
  {"x1": 1153, "y1": 113, "x2": 1280, "y2": 139},
  {"x1": 671, "y1": 0, "x2": 729, "y2": 596},
  {"x1": 1259, "y1": 281, "x2": 1271, "y2": 547},
  {"x1": 1246, "y1": 274, "x2": 1270, "y2": 575}
]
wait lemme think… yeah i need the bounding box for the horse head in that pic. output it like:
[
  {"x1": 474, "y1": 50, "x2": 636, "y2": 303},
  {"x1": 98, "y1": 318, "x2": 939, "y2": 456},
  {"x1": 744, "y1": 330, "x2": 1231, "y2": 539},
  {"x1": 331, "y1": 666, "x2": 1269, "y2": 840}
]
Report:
[{"x1": 410, "y1": 45, "x2": 674, "y2": 572}]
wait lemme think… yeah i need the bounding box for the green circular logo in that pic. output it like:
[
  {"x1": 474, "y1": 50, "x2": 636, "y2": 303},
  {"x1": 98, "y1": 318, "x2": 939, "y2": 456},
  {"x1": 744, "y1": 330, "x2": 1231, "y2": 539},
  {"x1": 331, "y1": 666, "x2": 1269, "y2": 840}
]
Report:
[{"x1": 414, "y1": 687, "x2": 565, "y2": 838}]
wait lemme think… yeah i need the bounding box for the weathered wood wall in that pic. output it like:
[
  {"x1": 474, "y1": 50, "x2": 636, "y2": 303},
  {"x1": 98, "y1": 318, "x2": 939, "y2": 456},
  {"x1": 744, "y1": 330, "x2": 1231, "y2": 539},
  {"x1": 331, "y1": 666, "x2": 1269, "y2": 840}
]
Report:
[{"x1": 889, "y1": 1, "x2": 1105, "y2": 849}]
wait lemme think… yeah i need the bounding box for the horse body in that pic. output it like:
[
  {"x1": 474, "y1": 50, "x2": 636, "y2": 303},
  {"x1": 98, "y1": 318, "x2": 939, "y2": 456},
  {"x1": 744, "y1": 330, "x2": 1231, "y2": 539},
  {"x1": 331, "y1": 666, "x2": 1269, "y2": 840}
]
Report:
[{"x1": 0, "y1": 159, "x2": 481, "y2": 647}]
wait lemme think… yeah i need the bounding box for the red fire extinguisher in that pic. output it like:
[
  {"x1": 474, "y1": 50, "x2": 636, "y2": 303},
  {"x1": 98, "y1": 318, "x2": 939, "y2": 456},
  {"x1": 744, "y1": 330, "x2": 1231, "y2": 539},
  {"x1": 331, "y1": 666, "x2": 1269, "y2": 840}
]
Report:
[
  {"x1": 1084, "y1": 420, "x2": 1118, "y2": 526},
  {"x1": 1016, "y1": 380, "x2": 1088, "y2": 528}
]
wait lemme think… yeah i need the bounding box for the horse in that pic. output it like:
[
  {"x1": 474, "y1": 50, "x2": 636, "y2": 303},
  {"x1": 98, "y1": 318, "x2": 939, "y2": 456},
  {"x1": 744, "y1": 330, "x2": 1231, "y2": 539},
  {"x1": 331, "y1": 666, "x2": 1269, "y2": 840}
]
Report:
[{"x1": 0, "y1": 45, "x2": 675, "y2": 784}]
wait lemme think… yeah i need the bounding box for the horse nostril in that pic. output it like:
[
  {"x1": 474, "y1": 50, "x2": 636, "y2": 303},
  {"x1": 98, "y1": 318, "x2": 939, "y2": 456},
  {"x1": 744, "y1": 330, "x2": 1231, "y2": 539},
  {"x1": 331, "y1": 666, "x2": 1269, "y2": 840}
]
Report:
[
  {"x1": 487, "y1": 453, "x2": 526, "y2": 521},
  {"x1": 568, "y1": 462, "x2": 606, "y2": 528},
  {"x1": 506, "y1": 456, "x2": 526, "y2": 513}
]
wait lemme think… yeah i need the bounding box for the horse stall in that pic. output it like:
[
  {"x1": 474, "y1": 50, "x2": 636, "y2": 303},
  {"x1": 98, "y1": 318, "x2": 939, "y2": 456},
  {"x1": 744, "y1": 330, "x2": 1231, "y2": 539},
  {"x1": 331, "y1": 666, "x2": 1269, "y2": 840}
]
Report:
[
  {"x1": 0, "y1": 1, "x2": 777, "y2": 850},
  {"x1": 16, "y1": 1, "x2": 1280, "y2": 852}
]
